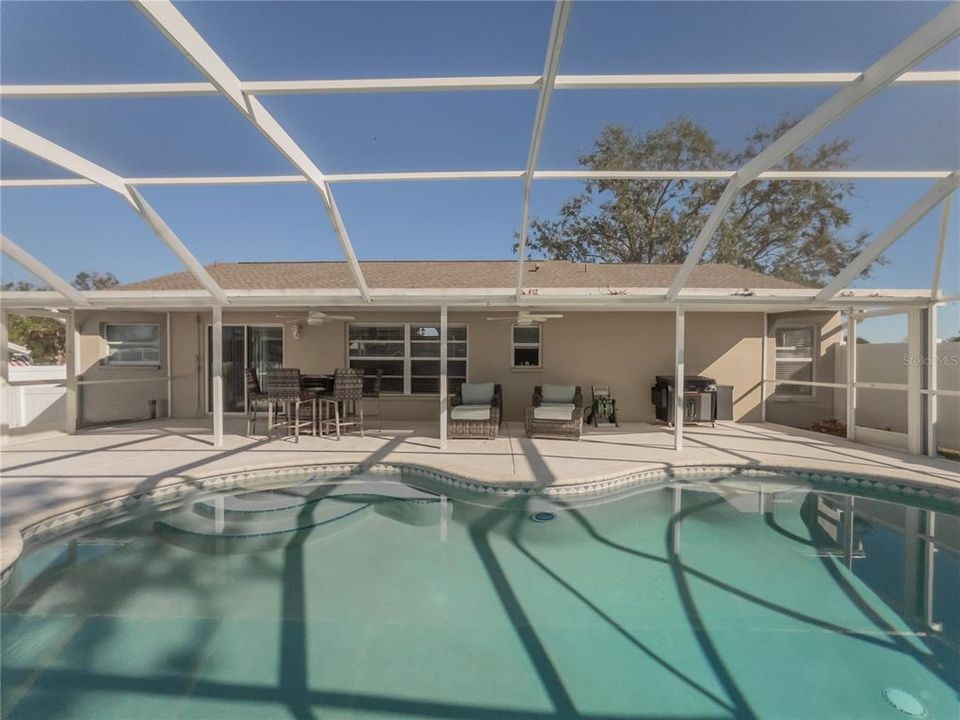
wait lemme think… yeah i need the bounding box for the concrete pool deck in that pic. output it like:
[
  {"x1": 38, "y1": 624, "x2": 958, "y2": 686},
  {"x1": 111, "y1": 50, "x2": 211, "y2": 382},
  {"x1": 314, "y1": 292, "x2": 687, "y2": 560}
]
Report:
[{"x1": 2, "y1": 418, "x2": 959, "y2": 574}]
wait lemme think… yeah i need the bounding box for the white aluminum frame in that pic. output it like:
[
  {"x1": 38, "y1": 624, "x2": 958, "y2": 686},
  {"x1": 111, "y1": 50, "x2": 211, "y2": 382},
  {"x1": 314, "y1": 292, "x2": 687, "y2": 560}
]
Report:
[
  {"x1": 3, "y1": 70, "x2": 957, "y2": 99},
  {"x1": 817, "y1": 173, "x2": 960, "y2": 302},
  {"x1": 666, "y1": 4, "x2": 960, "y2": 300},
  {"x1": 134, "y1": 0, "x2": 371, "y2": 303},
  {"x1": 2, "y1": 169, "x2": 954, "y2": 189},
  {"x1": 0, "y1": 0, "x2": 957, "y2": 453},
  {"x1": 0, "y1": 118, "x2": 228, "y2": 305},
  {"x1": 515, "y1": 0, "x2": 572, "y2": 299},
  {"x1": 0, "y1": 233, "x2": 89, "y2": 306}
]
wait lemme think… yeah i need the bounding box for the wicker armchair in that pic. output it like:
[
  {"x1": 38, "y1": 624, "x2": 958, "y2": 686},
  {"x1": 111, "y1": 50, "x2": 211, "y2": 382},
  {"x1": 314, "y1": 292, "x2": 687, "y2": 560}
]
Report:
[
  {"x1": 525, "y1": 385, "x2": 584, "y2": 440},
  {"x1": 449, "y1": 383, "x2": 502, "y2": 440}
]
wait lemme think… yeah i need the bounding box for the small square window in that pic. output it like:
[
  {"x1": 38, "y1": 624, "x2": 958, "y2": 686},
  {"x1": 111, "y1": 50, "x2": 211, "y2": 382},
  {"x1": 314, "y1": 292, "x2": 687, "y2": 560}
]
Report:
[
  {"x1": 775, "y1": 325, "x2": 816, "y2": 398},
  {"x1": 512, "y1": 323, "x2": 541, "y2": 368},
  {"x1": 103, "y1": 323, "x2": 161, "y2": 366}
]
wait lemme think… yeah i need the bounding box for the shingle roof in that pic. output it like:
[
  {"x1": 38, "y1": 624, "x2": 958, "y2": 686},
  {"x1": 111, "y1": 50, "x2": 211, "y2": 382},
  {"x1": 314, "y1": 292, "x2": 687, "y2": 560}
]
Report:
[{"x1": 118, "y1": 260, "x2": 806, "y2": 291}]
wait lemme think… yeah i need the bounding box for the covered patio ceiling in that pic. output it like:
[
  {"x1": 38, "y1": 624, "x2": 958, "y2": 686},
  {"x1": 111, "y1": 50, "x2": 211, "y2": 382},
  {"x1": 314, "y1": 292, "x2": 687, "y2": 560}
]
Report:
[{"x1": 0, "y1": 0, "x2": 957, "y2": 313}]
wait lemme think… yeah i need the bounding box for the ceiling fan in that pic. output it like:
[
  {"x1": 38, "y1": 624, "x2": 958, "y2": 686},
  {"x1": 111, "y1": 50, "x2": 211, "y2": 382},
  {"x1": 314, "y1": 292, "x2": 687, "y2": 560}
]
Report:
[
  {"x1": 486, "y1": 310, "x2": 564, "y2": 325},
  {"x1": 275, "y1": 310, "x2": 355, "y2": 326}
]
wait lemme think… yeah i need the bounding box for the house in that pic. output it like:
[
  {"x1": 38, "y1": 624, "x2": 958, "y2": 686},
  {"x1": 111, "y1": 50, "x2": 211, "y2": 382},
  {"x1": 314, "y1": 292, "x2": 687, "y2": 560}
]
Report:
[{"x1": 68, "y1": 259, "x2": 843, "y2": 430}]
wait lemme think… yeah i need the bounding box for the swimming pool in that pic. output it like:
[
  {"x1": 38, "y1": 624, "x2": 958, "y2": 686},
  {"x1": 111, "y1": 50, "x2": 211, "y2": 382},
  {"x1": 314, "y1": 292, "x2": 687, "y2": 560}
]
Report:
[{"x1": 2, "y1": 469, "x2": 958, "y2": 719}]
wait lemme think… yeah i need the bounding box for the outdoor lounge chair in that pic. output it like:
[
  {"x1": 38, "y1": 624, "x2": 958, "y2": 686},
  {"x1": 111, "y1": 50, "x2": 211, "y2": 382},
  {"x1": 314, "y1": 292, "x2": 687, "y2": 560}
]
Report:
[
  {"x1": 525, "y1": 384, "x2": 584, "y2": 440},
  {"x1": 449, "y1": 383, "x2": 502, "y2": 440}
]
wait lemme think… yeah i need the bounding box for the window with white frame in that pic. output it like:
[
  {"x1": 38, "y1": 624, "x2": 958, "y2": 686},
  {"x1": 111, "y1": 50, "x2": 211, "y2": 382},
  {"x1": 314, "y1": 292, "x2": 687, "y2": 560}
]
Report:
[
  {"x1": 512, "y1": 323, "x2": 541, "y2": 368},
  {"x1": 103, "y1": 323, "x2": 161, "y2": 366},
  {"x1": 347, "y1": 323, "x2": 467, "y2": 395},
  {"x1": 775, "y1": 325, "x2": 816, "y2": 398}
]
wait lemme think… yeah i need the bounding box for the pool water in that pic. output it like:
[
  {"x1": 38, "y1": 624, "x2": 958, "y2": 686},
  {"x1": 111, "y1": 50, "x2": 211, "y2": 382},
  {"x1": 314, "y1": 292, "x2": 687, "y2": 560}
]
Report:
[{"x1": 2, "y1": 473, "x2": 958, "y2": 719}]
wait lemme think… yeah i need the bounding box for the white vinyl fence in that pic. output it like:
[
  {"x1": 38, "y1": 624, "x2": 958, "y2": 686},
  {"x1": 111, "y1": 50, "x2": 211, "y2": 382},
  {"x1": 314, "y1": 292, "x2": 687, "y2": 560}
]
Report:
[
  {"x1": 5, "y1": 365, "x2": 66, "y2": 434},
  {"x1": 839, "y1": 341, "x2": 959, "y2": 451}
]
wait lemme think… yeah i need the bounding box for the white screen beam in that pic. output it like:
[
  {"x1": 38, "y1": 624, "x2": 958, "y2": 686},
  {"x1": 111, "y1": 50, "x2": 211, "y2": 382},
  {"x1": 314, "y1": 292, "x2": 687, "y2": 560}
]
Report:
[
  {"x1": 2, "y1": 69, "x2": 956, "y2": 98},
  {"x1": 817, "y1": 173, "x2": 960, "y2": 302},
  {"x1": 515, "y1": 0, "x2": 572, "y2": 299},
  {"x1": 0, "y1": 233, "x2": 90, "y2": 306},
  {"x1": 2, "y1": 169, "x2": 953, "y2": 190},
  {"x1": 666, "y1": 4, "x2": 960, "y2": 301},
  {"x1": 931, "y1": 194, "x2": 954, "y2": 299},
  {"x1": 0, "y1": 117, "x2": 228, "y2": 304},
  {"x1": 134, "y1": 0, "x2": 371, "y2": 303}
]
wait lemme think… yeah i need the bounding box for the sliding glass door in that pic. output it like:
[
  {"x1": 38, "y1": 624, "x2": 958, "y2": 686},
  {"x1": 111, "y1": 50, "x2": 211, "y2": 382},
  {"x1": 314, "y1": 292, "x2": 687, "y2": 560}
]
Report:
[{"x1": 207, "y1": 325, "x2": 283, "y2": 413}]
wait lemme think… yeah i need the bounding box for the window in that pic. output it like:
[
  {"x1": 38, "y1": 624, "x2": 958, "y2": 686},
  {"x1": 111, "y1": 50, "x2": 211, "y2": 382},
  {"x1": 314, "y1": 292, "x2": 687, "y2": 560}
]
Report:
[
  {"x1": 103, "y1": 323, "x2": 160, "y2": 366},
  {"x1": 512, "y1": 323, "x2": 541, "y2": 368},
  {"x1": 775, "y1": 325, "x2": 815, "y2": 398},
  {"x1": 347, "y1": 323, "x2": 467, "y2": 395}
]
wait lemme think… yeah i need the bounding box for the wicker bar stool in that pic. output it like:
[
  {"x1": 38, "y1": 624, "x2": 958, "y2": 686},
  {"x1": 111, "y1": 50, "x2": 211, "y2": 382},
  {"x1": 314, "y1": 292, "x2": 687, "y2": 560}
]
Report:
[
  {"x1": 266, "y1": 369, "x2": 315, "y2": 442},
  {"x1": 319, "y1": 368, "x2": 364, "y2": 440},
  {"x1": 244, "y1": 367, "x2": 269, "y2": 436}
]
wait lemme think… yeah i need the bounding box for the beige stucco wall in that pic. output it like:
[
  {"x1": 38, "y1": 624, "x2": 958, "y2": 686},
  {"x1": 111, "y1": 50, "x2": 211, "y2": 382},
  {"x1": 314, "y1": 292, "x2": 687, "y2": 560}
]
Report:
[
  {"x1": 75, "y1": 311, "x2": 169, "y2": 425},
  {"x1": 78, "y1": 309, "x2": 773, "y2": 425}
]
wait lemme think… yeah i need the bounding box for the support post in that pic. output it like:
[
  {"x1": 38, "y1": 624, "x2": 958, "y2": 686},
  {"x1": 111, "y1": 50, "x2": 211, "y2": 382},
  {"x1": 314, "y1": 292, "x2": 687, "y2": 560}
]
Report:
[
  {"x1": 65, "y1": 310, "x2": 79, "y2": 433},
  {"x1": 0, "y1": 311, "x2": 8, "y2": 441},
  {"x1": 674, "y1": 306, "x2": 685, "y2": 451},
  {"x1": 907, "y1": 308, "x2": 923, "y2": 455},
  {"x1": 845, "y1": 311, "x2": 857, "y2": 441},
  {"x1": 212, "y1": 306, "x2": 223, "y2": 447},
  {"x1": 926, "y1": 306, "x2": 938, "y2": 457},
  {"x1": 760, "y1": 312, "x2": 768, "y2": 422},
  {"x1": 439, "y1": 304, "x2": 448, "y2": 450},
  {"x1": 166, "y1": 312, "x2": 173, "y2": 417}
]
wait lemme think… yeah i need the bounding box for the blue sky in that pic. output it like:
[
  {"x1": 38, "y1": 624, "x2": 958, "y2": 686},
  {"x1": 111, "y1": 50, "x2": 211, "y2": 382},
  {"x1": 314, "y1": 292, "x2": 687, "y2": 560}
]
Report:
[{"x1": 1, "y1": 1, "x2": 958, "y2": 341}]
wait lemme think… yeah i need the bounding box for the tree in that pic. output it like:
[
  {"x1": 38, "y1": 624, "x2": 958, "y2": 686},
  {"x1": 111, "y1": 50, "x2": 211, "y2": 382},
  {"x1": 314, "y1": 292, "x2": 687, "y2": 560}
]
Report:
[
  {"x1": 5, "y1": 314, "x2": 66, "y2": 364},
  {"x1": 2, "y1": 270, "x2": 121, "y2": 363},
  {"x1": 72, "y1": 271, "x2": 119, "y2": 290},
  {"x1": 523, "y1": 117, "x2": 873, "y2": 287}
]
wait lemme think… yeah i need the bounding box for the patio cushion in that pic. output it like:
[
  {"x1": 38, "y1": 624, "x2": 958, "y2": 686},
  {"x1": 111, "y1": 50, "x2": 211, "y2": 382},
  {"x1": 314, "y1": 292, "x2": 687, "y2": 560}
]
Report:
[
  {"x1": 533, "y1": 403, "x2": 575, "y2": 421},
  {"x1": 451, "y1": 404, "x2": 492, "y2": 421},
  {"x1": 541, "y1": 384, "x2": 576, "y2": 403},
  {"x1": 461, "y1": 382, "x2": 495, "y2": 405}
]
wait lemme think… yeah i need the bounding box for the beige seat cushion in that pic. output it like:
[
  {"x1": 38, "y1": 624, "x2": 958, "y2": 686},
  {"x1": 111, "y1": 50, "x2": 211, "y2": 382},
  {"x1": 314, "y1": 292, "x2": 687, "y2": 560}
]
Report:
[
  {"x1": 451, "y1": 404, "x2": 492, "y2": 421},
  {"x1": 533, "y1": 403, "x2": 575, "y2": 421}
]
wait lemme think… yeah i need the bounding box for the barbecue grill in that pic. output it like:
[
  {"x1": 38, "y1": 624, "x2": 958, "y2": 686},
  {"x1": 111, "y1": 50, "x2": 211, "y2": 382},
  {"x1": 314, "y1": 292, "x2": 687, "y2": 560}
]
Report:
[{"x1": 651, "y1": 375, "x2": 718, "y2": 426}]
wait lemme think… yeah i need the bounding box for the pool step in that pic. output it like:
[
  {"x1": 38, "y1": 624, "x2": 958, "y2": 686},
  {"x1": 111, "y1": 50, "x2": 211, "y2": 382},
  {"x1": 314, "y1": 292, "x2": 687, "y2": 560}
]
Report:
[
  {"x1": 155, "y1": 496, "x2": 372, "y2": 553},
  {"x1": 193, "y1": 487, "x2": 351, "y2": 519}
]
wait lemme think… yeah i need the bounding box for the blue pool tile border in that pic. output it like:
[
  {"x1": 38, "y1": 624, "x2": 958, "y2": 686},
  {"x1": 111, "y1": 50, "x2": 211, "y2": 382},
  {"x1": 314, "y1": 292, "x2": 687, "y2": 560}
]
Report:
[{"x1": 7, "y1": 461, "x2": 959, "y2": 581}]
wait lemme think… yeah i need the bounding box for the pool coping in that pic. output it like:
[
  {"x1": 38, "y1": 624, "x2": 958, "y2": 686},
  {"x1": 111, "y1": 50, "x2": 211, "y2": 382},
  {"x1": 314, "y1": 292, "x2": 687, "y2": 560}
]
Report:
[{"x1": 4, "y1": 459, "x2": 959, "y2": 586}]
